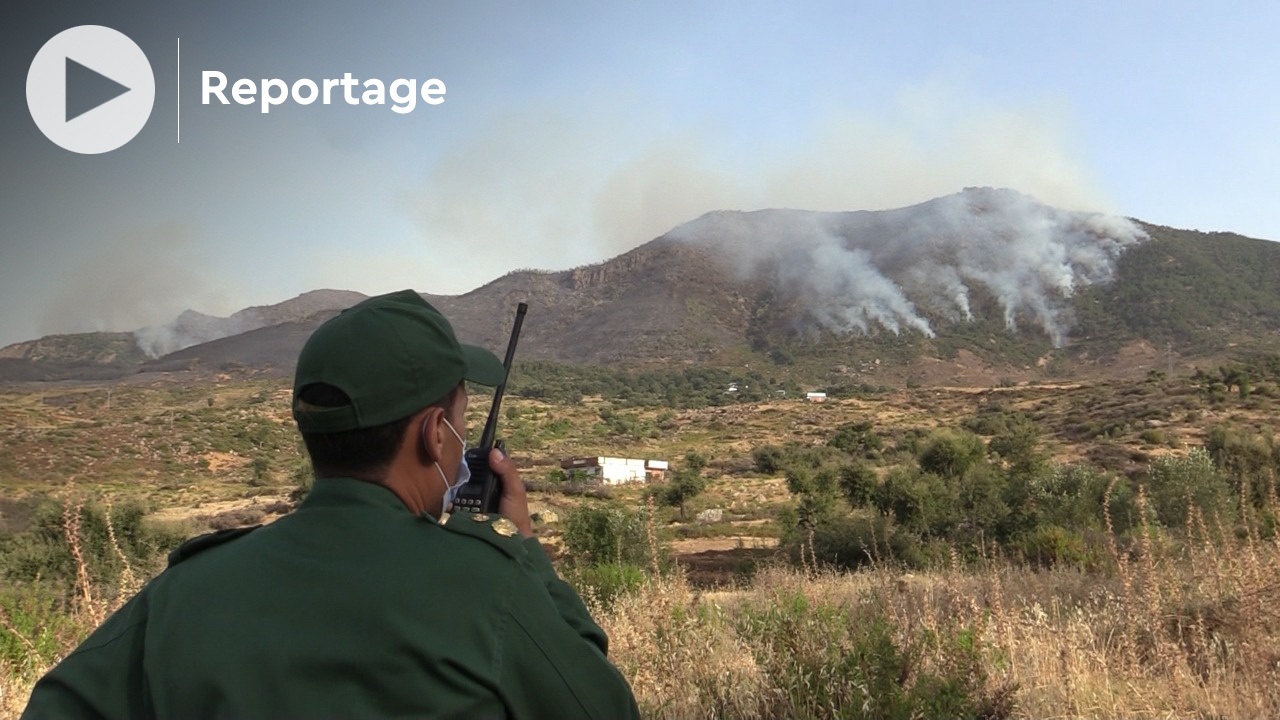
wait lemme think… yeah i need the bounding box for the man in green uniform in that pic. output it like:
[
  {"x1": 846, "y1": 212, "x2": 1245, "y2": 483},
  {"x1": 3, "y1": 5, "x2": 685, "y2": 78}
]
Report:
[{"x1": 23, "y1": 290, "x2": 641, "y2": 719}]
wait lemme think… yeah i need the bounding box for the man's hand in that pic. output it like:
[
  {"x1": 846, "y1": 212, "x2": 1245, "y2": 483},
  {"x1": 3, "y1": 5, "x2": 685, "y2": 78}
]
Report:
[{"x1": 491, "y1": 447, "x2": 534, "y2": 538}]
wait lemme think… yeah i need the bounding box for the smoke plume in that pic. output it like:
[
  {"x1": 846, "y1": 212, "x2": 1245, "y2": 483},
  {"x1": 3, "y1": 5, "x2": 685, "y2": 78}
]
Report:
[
  {"x1": 669, "y1": 187, "x2": 1147, "y2": 346},
  {"x1": 134, "y1": 310, "x2": 261, "y2": 358},
  {"x1": 37, "y1": 224, "x2": 233, "y2": 346},
  {"x1": 405, "y1": 83, "x2": 1116, "y2": 287}
]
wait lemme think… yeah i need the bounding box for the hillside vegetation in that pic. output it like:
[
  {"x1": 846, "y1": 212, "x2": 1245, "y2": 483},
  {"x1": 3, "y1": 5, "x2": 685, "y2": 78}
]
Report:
[
  {"x1": 1074, "y1": 224, "x2": 1280, "y2": 354},
  {"x1": 3, "y1": 356, "x2": 1280, "y2": 717}
]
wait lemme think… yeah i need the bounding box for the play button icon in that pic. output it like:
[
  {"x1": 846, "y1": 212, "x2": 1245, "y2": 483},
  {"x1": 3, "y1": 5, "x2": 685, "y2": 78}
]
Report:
[
  {"x1": 65, "y1": 57, "x2": 132, "y2": 122},
  {"x1": 27, "y1": 26, "x2": 155, "y2": 154}
]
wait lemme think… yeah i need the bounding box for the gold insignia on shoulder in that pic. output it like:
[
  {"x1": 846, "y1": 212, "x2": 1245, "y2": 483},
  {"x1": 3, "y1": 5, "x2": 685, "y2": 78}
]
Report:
[
  {"x1": 493, "y1": 518, "x2": 518, "y2": 537},
  {"x1": 439, "y1": 512, "x2": 451, "y2": 525},
  {"x1": 471, "y1": 513, "x2": 490, "y2": 523}
]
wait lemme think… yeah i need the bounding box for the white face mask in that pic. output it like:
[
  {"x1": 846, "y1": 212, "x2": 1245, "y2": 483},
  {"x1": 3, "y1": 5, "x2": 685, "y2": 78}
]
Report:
[{"x1": 431, "y1": 417, "x2": 470, "y2": 516}]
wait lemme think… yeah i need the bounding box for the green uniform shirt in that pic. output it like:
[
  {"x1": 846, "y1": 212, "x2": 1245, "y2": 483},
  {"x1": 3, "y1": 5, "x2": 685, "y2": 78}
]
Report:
[{"x1": 22, "y1": 478, "x2": 640, "y2": 719}]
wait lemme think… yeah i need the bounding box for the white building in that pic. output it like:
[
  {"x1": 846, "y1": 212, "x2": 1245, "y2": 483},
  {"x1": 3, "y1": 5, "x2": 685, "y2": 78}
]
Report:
[
  {"x1": 806, "y1": 392, "x2": 828, "y2": 403},
  {"x1": 559, "y1": 456, "x2": 668, "y2": 485}
]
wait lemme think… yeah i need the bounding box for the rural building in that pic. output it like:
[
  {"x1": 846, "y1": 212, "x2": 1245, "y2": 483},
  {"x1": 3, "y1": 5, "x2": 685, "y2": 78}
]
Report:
[
  {"x1": 806, "y1": 392, "x2": 827, "y2": 403},
  {"x1": 559, "y1": 456, "x2": 668, "y2": 485}
]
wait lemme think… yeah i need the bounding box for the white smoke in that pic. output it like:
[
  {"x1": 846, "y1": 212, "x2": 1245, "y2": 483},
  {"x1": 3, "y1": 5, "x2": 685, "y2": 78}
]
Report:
[
  {"x1": 133, "y1": 325, "x2": 183, "y2": 358},
  {"x1": 747, "y1": 218, "x2": 937, "y2": 338},
  {"x1": 133, "y1": 310, "x2": 261, "y2": 358},
  {"x1": 133, "y1": 290, "x2": 365, "y2": 358},
  {"x1": 36, "y1": 224, "x2": 236, "y2": 347},
  {"x1": 671, "y1": 187, "x2": 1147, "y2": 346},
  {"x1": 405, "y1": 82, "x2": 1116, "y2": 284}
]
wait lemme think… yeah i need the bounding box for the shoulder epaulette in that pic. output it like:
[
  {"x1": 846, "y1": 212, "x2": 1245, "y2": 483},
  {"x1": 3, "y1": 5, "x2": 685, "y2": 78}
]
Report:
[
  {"x1": 167, "y1": 525, "x2": 261, "y2": 567},
  {"x1": 439, "y1": 513, "x2": 526, "y2": 560}
]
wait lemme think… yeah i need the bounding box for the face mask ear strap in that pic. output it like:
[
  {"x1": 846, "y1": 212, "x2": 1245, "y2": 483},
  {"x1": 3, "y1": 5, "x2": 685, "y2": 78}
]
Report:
[
  {"x1": 440, "y1": 417, "x2": 465, "y2": 447},
  {"x1": 434, "y1": 461, "x2": 454, "y2": 490}
]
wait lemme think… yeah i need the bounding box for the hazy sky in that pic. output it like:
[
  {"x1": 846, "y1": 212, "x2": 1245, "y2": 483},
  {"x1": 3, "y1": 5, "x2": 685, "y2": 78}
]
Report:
[{"x1": 2, "y1": 1, "x2": 1277, "y2": 348}]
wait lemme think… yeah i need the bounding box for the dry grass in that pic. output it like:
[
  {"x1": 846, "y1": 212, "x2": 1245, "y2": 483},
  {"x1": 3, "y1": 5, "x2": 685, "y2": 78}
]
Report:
[
  {"x1": 4, "y1": 492, "x2": 1279, "y2": 719},
  {"x1": 0, "y1": 495, "x2": 135, "y2": 719},
  {"x1": 596, "y1": 503, "x2": 1280, "y2": 720},
  {"x1": 598, "y1": 562, "x2": 1015, "y2": 719}
]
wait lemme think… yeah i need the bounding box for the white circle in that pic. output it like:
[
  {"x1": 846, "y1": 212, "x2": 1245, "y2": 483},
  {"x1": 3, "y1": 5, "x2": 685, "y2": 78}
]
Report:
[{"x1": 26, "y1": 25, "x2": 156, "y2": 154}]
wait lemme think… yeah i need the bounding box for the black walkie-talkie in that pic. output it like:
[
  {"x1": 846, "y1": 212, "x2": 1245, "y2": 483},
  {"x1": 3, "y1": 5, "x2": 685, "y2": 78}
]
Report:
[{"x1": 452, "y1": 302, "x2": 527, "y2": 515}]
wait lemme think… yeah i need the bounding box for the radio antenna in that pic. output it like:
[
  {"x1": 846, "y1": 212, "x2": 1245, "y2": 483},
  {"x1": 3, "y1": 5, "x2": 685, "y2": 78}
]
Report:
[{"x1": 478, "y1": 302, "x2": 527, "y2": 450}]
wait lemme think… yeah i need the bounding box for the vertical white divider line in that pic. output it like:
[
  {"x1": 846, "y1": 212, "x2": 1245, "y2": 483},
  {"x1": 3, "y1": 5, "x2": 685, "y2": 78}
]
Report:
[{"x1": 177, "y1": 38, "x2": 181, "y2": 144}]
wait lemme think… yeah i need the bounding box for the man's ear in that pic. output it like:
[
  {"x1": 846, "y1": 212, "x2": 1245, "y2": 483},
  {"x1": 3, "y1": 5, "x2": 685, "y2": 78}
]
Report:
[{"x1": 417, "y1": 406, "x2": 448, "y2": 464}]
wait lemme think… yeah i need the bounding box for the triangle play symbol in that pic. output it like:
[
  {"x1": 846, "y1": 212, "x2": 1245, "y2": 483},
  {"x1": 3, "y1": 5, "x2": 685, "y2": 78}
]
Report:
[{"x1": 65, "y1": 57, "x2": 131, "y2": 122}]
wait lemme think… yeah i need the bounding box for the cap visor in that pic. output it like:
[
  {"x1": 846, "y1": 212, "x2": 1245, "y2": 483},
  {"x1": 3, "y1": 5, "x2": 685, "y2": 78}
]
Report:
[{"x1": 461, "y1": 344, "x2": 506, "y2": 386}]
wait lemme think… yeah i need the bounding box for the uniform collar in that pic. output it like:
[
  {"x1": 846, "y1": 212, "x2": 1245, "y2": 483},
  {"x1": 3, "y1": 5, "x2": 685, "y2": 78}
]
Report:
[
  {"x1": 301, "y1": 477, "x2": 410, "y2": 512},
  {"x1": 299, "y1": 477, "x2": 446, "y2": 525}
]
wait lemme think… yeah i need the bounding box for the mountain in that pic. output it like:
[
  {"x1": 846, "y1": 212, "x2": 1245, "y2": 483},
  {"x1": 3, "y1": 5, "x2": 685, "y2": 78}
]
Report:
[
  {"x1": 134, "y1": 289, "x2": 369, "y2": 356},
  {"x1": 0, "y1": 332, "x2": 148, "y2": 382},
  {"x1": 1072, "y1": 224, "x2": 1280, "y2": 354},
  {"x1": 2, "y1": 189, "x2": 1277, "y2": 386}
]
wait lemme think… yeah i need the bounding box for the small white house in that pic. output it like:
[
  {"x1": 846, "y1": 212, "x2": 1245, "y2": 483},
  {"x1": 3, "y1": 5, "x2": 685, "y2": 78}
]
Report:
[
  {"x1": 806, "y1": 392, "x2": 828, "y2": 403},
  {"x1": 560, "y1": 456, "x2": 668, "y2": 484}
]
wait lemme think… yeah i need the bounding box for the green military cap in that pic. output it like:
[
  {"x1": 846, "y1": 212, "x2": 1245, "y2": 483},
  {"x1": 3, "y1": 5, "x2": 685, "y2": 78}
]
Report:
[{"x1": 292, "y1": 290, "x2": 505, "y2": 432}]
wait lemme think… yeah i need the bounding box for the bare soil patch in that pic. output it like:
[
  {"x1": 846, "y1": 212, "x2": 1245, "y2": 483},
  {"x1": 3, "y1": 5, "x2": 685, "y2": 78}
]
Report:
[{"x1": 149, "y1": 493, "x2": 292, "y2": 530}]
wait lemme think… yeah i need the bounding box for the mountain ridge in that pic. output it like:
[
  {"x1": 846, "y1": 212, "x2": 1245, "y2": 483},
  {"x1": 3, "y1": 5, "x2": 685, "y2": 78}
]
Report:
[{"x1": 4, "y1": 189, "x2": 1277, "y2": 386}]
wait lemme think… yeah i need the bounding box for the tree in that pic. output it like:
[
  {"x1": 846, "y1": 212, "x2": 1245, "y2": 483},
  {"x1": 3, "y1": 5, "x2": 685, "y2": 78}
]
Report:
[
  {"x1": 662, "y1": 452, "x2": 708, "y2": 520},
  {"x1": 918, "y1": 430, "x2": 986, "y2": 479},
  {"x1": 989, "y1": 419, "x2": 1049, "y2": 483},
  {"x1": 837, "y1": 462, "x2": 877, "y2": 508},
  {"x1": 752, "y1": 444, "x2": 786, "y2": 474},
  {"x1": 827, "y1": 421, "x2": 883, "y2": 459},
  {"x1": 873, "y1": 466, "x2": 960, "y2": 539},
  {"x1": 1146, "y1": 448, "x2": 1234, "y2": 527},
  {"x1": 785, "y1": 465, "x2": 841, "y2": 528}
]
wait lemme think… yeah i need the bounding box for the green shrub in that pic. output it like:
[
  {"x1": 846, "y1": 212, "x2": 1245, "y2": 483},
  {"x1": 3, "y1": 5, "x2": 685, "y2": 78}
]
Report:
[
  {"x1": 1139, "y1": 428, "x2": 1167, "y2": 445},
  {"x1": 660, "y1": 453, "x2": 709, "y2": 520},
  {"x1": 1145, "y1": 448, "x2": 1235, "y2": 528},
  {"x1": 873, "y1": 466, "x2": 960, "y2": 539},
  {"x1": 781, "y1": 513, "x2": 942, "y2": 572},
  {"x1": 827, "y1": 421, "x2": 883, "y2": 459},
  {"x1": 918, "y1": 430, "x2": 986, "y2": 479},
  {"x1": 0, "y1": 584, "x2": 85, "y2": 679},
  {"x1": 838, "y1": 462, "x2": 877, "y2": 508},
  {"x1": 561, "y1": 504, "x2": 662, "y2": 568},
  {"x1": 752, "y1": 445, "x2": 785, "y2": 474},
  {"x1": 784, "y1": 466, "x2": 842, "y2": 528},
  {"x1": 566, "y1": 562, "x2": 647, "y2": 606},
  {"x1": 1206, "y1": 426, "x2": 1277, "y2": 487},
  {"x1": 1015, "y1": 525, "x2": 1096, "y2": 569},
  {"x1": 0, "y1": 500, "x2": 189, "y2": 596},
  {"x1": 753, "y1": 441, "x2": 846, "y2": 475},
  {"x1": 736, "y1": 593, "x2": 1016, "y2": 719},
  {"x1": 963, "y1": 405, "x2": 1032, "y2": 437},
  {"x1": 954, "y1": 462, "x2": 1011, "y2": 546},
  {"x1": 989, "y1": 420, "x2": 1049, "y2": 484},
  {"x1": 249, "y1": 456, "x2": 271, "y2": 486}
]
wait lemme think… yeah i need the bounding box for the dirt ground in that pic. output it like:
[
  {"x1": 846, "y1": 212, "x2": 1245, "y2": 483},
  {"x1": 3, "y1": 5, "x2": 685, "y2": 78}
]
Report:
[{"x1": 149, "y1": 493, "x2": 293, "y2": 529}]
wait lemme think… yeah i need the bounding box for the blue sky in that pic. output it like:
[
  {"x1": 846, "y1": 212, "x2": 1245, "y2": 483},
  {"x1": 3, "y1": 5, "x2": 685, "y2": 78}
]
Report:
[{"x1": 2, "y1": 1, "x2": 1277, "y2": 348}]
